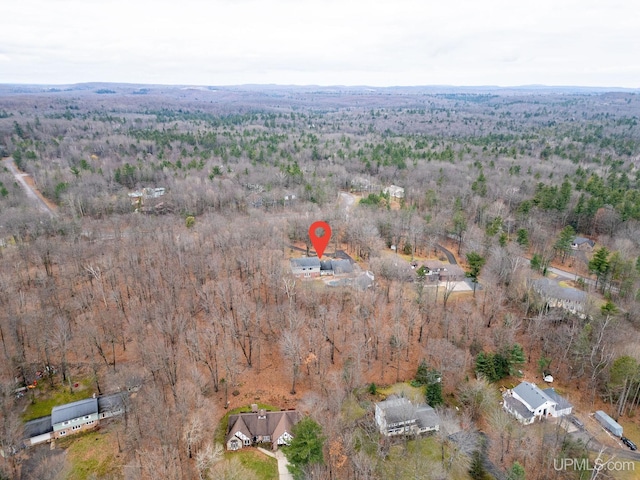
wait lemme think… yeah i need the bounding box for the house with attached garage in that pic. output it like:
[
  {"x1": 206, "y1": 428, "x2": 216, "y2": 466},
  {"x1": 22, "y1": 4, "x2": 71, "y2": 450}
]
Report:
[
  {"x1": 226, "y1": 407, "x2": 300, "y2": 451},
  {"x1": 290, "y1": 257, "x2": 354, "y2": 279},
  {"x1": 375, "y1": 396, "x2": 440, "y2": 436},
  {"x1": 51, "y1": 398, "x2": 99, "y2": 438},
  {"x1": 571, "y1": 236, "x2": 595, "y2": 252},
  {"x1": 503, "y1": 381, "x2": 573, "y2": 424},
  {"x1": 23, "y1": 391, "x2": 130, "y2": 446}
]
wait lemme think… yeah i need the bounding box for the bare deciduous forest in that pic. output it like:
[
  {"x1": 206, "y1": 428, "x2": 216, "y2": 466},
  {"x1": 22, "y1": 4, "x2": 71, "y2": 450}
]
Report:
[{"x1": 2, "y1": 83, "x2": 640, "y2": 479}]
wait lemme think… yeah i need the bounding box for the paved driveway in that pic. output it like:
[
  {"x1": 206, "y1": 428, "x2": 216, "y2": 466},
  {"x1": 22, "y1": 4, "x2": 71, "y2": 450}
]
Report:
[{"x1": 275, "y1": 450, "x2": 294, "y2": 480}]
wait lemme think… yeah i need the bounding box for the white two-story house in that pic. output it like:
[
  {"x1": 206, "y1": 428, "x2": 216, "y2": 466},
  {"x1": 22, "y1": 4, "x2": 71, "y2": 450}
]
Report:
[{"x1": 503, "y1": 381, "x2": 573, "y2": 424}]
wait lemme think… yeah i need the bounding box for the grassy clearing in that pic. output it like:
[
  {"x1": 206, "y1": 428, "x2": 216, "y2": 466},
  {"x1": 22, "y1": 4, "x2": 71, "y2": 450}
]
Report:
[
  {"x1": 22, "y1": 385, "x2": 92, "y2": 421},
  {"x1": 341, "y1": 394, "x2": 368, "y2": 423},
  {"x1": 377, "y1": 382, "x2": 425, "y2": 404},
  {"x1": 618, "y1": 418, "x2": 640, "y2": 442},
  {"x1": 382, "y1": 436, "x2": 470, "y2": 480},
  {"x1": 58, "y1": 430, "x2": 123, "y2": 480},
  {"x1": 224, "y1": 449, "x2": 278, "y2": 480}
]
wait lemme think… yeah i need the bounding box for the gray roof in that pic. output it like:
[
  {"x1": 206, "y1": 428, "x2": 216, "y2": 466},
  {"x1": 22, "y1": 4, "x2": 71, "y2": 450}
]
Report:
[
  {"x1": 423, "y1": 260, "x2": 447, "y2": 271},
  {"x1": 513, "y1": 382, "x2": 553, "y2": 410},
  {"x1": 573, "y1": 237, "x2": 595, "y2": 246},
  {"x1": 543, "y1": 388, "x2": 573, "y2": 411},
  {"x1": 98, "y1": 392, "x2": 128, "y2": 414},
  {"x1": 533, "y1": 278, "x2": 587, "y2": 303},
  {"x1": 331, "y1": 259, "x2": 353, "y2": 274},
  {"x1": 377, "y1": 396, "x2": 417, "y2": 425},
  {"x1": 51, "y1": 398, "x2": 98, "y2": 425},
  {"x1": 504, "y1": 395, "x2": 534, "y2": 419},
  {"x1": 290, "y1": 257, "x2": 320, "y2": 268},
  {"x1": 355, "y1": 271, "x2": 374, "y2": 290},
  {"x1": 416, "y1": 405, "x2": 439, "y2": 429},
  {"x1": 24, "y1": 416, "x2": 53, "y2": 438},
  {"x1": 226, "y1": 410, "x2": 300, "y2": 443}
]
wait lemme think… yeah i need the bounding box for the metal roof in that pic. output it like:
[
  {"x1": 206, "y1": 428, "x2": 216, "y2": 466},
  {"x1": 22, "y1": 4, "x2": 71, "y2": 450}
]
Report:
[
  {"x1": 24, "y1": 416, "x2": 53, "y2": 438},
  {"x1": 542, "y1": 388, "x2": 573, "y2": 411},
  {"x1": 51, "y1": 398, "x2": 98, "y2": 425},
  {"x1": 513, "y1": 382, "x2": 553, "y2": 410}
]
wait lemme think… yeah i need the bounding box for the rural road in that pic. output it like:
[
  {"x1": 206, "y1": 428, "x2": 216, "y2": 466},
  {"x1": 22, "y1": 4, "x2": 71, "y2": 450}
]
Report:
[
  {"x1": 3, "y1": 157, "x2": 56, "y2": 217},
  {"x1": 520, "y1": 256, "x2": 598, "y2": 289}
]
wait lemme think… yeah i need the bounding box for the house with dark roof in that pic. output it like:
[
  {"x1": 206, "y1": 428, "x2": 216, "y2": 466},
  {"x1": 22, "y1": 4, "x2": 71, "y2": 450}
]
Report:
[
  {"x1": 226, "y1": 408, "x2": 300, "y2": 451},
  {"x1": 51, "y1": 398, "x2": 99, "y2": 438},
  {"x1": 571, "y1": 237, "x2": 595, "y2": 251},
  {"x1": 23, "y1": 416, "x2": 53, "y2": 446},
  {"x1": 503, "y1": 381, "x2": 573, "y2": 424},
  {"x1": 421, "y1": 260, "x2": 465, "y2": 283},
  {"x1": 374, "y1": 396, "x2": 439, "y2": 436},
  {"x1": 532, "y1": 278, "x2": 587, "y2": 317}
]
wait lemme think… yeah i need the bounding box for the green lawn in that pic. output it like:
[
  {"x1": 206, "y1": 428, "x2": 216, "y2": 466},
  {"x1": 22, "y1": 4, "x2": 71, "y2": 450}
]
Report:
[
  {"x1": 381, "y1": 436, "x2": 471, "y2": 480},
  {"x1": 225, "y1": 449, "x2": 278, "y2": 480},
  {"x1": 377, "y1": 382, "x2": 425, "y2": 403},
  {"x1": 341, "y1": 394, "x2": 368, "y2": 423},
  {"x1": 58, "y1": 430, "x2": 123, "y2": 480},
  {"x1": 22, "y1": 385, "x2": 93, "y2": 421}
]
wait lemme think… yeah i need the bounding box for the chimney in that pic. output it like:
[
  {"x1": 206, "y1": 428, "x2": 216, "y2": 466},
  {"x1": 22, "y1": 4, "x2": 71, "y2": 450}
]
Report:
[
  {"x1": 251, "y1": 404, "x2": 258, "y2": 413},
  {"x1": 258, "y1": 409, "x2": 266, "y2": 419}
]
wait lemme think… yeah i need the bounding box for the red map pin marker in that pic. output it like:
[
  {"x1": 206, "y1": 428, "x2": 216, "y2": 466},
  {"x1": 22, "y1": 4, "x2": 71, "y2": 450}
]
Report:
[{"x1": 309, "y1": 221, "x2": 332, "y2": 259}]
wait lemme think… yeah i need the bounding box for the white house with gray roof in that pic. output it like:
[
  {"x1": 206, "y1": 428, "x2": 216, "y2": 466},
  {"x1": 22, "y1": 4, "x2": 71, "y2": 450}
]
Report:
[
  {"x1": 290, "y1": 257, "x2": 355, "y2": 279},
  {"x1": 51, "y1": 398, "x2": 99, "y2": 438},
  {"x1": 503, "y1": 381, "x2": 573, "y2": 424}
]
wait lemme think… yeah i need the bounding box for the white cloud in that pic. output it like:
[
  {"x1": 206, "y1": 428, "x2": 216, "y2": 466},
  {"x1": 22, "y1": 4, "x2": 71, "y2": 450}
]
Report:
[{"x1": 1, "y1": 0, "x2": 638, "y2": 86}]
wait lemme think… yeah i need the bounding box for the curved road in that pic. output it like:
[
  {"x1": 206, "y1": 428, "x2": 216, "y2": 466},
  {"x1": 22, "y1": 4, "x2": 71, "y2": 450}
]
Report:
[{"x1": 4, "y1": 157, "x2": 56, "y2": 217}]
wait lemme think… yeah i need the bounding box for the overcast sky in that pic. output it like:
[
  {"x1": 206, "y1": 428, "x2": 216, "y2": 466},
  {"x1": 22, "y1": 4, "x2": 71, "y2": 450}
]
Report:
[{"x1": 1, "y1": 0, "x2": 639, "y2": 87}]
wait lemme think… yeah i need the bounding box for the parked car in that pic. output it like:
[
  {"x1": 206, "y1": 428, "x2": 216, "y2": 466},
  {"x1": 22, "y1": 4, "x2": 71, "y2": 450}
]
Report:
[
  {"x1": 569, "y1": 416, "x2": 584, "y2": 430},
  {"x1": 621, "y1": 436, "x2": 637, "y2": 451}
]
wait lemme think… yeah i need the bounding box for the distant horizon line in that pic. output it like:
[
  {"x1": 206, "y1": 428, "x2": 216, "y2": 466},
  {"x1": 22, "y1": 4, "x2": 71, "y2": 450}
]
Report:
[{"x1": 0, "y1": 81, "x2": 638, "y2": 92}]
